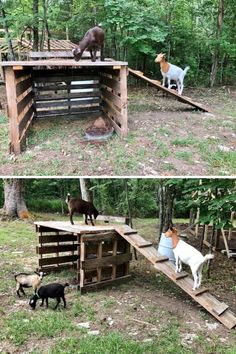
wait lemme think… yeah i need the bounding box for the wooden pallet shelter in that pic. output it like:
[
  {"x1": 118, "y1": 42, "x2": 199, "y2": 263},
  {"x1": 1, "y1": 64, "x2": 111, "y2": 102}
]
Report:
[
  {"x1": 35, "y1": 220, "x2": 236, "y2": 328},
  {"x1": 1, "y1": 59, "x2": 128, "y2": 154},
  {"x1": 35, "y1": 220, "x2": 131, "y2": 293}
]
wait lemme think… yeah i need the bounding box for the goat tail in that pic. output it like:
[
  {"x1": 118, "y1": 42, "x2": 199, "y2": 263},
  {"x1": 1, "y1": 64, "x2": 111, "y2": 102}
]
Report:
[
  {"x1": 203, "y1": 254, "x2": 214, "y2": 262},
  {"x1": 183, "y1": 66, "x2": 190, "y2": 76}
]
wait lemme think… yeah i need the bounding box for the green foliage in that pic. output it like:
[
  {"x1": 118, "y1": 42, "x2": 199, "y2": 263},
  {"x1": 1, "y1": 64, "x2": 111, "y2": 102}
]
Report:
[
  {"x1": 167, "y1": 178, "x2": 236, "y2": 229},
  {"x1": 1, "y1": 0, "x2": 235, "y2": 85}
]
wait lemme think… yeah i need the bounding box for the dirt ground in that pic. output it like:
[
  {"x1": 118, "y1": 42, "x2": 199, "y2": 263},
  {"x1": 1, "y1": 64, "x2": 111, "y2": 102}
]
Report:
[{"x1": 0, "y1": 85, "x2": 235, "y2": 176}]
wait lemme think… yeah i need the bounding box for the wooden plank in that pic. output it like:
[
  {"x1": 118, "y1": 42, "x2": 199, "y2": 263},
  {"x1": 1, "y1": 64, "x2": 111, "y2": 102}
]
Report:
[
  {"x1": 193, "y1": 287, "x2": 209, "y2": 296},
  {"x1": 100, "y1": 75, "x2": 121, "y2": 94},
  {"x1": 82, "y1": 253, "x2": 132, "y2": 271},
  {"x1": 38, "y1": 263, "x2": 77, "y2": 273},
  {"x1": 101, "y1": 87, "x2": 121, "y2": 110},
  {"x1": 128, "y1": 68, "x2": 210, "y2": 112},
  {"x1": 35, "y1": 97, "x2": 100, "y2": 109},
  {"x1": 112, "y1": 239, "x2": 118, "y2": 279},
  {"x1": 34, "y1": 221, "x2": 116, "y2": 234},
  {"x1": 34, "y1": 83, "x2": 100, "y2": 92},
  {"x1": 18, "y1": 105, "x2": 34, "y2": 139},
  {"x1": 37, "y1": 244, "x2": 78, "y2": 254},
  {"x1": 136, "y1": 241, "x2": 153, "y2": 248},
  {"x1": 4, "y1": 67, "x2": 21, "y2": 154},
  {"x1": 17, "y1": 90, "x2": 33, "y2": 115},
  {"x1": 34, "y1": 75, "x2": 100, "y2": 83},
  {"x1": 16, "y1": 77, "x2": 32, "y2": 97},
  {"x1": 33, "y1": 68, "x2": 100, "y2": 78},
  {"x1": 101, "y1": 99, "x2": 122, "y2": 120},
  {"x1": 13, "y1": 65, "x2": 23, "y2": 70},
  {"x1": 80, "y1": 274, "x2": 131, "y2": 293},
  {"x1": 119, "y1": 66, "x2": 128, "y2": 136},
  {"x1": 155, "y1": 256, "x2": 169, "y2": 263},
  {"x1": 35, "y1": 91, "x2": 100, "y2": 101},
  {"x1": 96, "y1": 242, "x2": 103, "y2": 282},
  {"x1": 175, "y1": 271, "x2": 189, "y2": 280},
  {"x1": 1, "y1": 60, "x2": 128, "y2": 67},
  {"x1": 15, "y1": 71, "x2": 31, "y2": 83},
  {"x1": 36, "y1": 106, "x2": 101, "y2": 118},
  {"x1": 123, "y1": 231, "x2": 138, "y2": 235},
  {"x1": 103, "y1": 109, "x2": 123, "y2": 137},
  {"x1": 38, "y1": 234, "x2": 78, "y2": 243},
  {"x1": 39, "y1": 254, "x2": 78, "y2": 266},
  {"x1": 81, "y1": 231, "x2": 119, "y2": 242},
  {"x1": 29, "y1": 50, "x2": 100, "y2": 59},
  {"x1": 30, "y1": 51, "x2": 74, "y2": 59},
  {"x1": 212, "y1": 302, "x2": 229, "y2": 316},
  {"x1": 80, "y1": 240, "x2": 85, "y2": 289}
]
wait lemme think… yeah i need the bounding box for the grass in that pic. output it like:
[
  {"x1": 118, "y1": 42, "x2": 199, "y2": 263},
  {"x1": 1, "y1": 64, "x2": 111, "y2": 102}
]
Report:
[
  {"x1": 1, "y1": 216, "x2": 236, "y2": 353},
  {"x1": 5, "y1": 310, "x2": 76, "y2": 346}
]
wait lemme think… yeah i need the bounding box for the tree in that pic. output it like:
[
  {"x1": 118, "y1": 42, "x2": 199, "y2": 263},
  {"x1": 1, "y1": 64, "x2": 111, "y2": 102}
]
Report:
[
  {"x1": 79, "y1": 178, "x2": 92, "y2": 202},
  {"x1": 0, "y1": 0, "x2": 15, "y2": 60},
  {"x1": 0, "y1": 179, "x2": 29, "y2": 219},
  {"x1": 32, "y1": 0, "x2": 39, "y2": 51},
  {"x1": 157, "y1": 180, "x2": 176, "y2": 237},
  {"x1": 210, "y1": 0, "x2": 225, "y2": 87}
]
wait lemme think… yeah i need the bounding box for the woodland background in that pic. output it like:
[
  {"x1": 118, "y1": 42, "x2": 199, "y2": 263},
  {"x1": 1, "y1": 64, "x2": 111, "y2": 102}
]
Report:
[
  {"x1": 0, "y1": 0, "x2": 236, "y2": 87},
  {"x1": 0, "y1": 178, "x2": 235, "y2": 232}
]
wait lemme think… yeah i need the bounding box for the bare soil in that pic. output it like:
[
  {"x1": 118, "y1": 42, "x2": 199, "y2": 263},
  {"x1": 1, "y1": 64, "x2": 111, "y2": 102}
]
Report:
[{"x1": 0, "y1": 85, "x2": 235, "y2": 176}]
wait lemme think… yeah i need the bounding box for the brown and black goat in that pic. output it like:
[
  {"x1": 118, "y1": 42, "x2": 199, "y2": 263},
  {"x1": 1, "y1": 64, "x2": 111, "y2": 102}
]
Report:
[
  {"x1": 66, "y1": 194, "x2": 99, "y2": 226},
  {"x1": 72, "y1": 26, "x2": 104, "y2": 62}
]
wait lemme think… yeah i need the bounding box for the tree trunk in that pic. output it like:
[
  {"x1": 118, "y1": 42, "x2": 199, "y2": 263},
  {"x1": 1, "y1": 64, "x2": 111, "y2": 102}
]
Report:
[
  {"x1": 1, "y1": 179, "x2": 29, "y2": 219},
  {"x1": 0, "y1": 1, "x2": 15, "y2": 60},
  {"x1": 124, "y1": 179, "x2": 133, "y2": 228},
  {"x1": 210, "y1": 0, "x2": 224, "y2": 87},
  {"x1": 157, "y1": 182, "x2": 176, "y2": 238},
  {"x1": 32, "y1": 0, "x2": 39, "y2": 51},
  {"x1": 79, "y1": 178, "x2": 92, "y2": 202}
]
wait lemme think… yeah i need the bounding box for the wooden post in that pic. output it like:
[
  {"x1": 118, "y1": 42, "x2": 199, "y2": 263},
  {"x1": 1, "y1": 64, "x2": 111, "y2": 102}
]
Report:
[
  {"x1": 97, "y1": 241, "x2": 102, "y2": 283},
  {"x1": 112, "y1": 239, "x2": 117, "y2": 279},
  {"x1": 119, "y1": 66, "x2": 128, "y2": 137},
  {"x1": 4, "y1": 67, "x2": 21, "y2": 154},
  {"x1": 79, "y1": 235, "x2": 85, "y2": 291}
]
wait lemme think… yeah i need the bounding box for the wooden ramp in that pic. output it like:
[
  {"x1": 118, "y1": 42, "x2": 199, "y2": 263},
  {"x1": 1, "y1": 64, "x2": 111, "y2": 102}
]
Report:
[
  {"x1": 128, "y1": 68, "x2": 210, "y2": 113},
  {"x1": 116, "y1": 225, "x2": 236, "y2": 330}
]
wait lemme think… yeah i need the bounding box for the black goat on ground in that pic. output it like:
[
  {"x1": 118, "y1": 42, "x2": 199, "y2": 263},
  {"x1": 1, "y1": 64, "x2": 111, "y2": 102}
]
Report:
[
  {"x1": 72, "y1": 26, "x2": 104, "y2": 62},
  {"x1": 29, "y1": 283, "x2": 69, "y2": 310},
  {"x1": 66, "y1": 193, "x2": 99, "y2": 226}
]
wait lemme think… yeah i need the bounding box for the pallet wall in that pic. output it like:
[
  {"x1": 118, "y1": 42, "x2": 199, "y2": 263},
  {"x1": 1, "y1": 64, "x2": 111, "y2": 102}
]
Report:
[
  {"x1": 5, "y1": 67, "x2": 34, "y2": 153},
  {"x1": 36, "y1": 226, "x2": 79, "y2": 272},
  {"x1": 3, "y1": 63, "x2": 128, "y2": 154},
  {"x1": 79, "y1": 230, "x2": 131, "y2": 293},
  {"x1": 100, "y1": 66, "x2": 128, "y2": 137},
  {"x1": 33, "y1": 68, "x2": 101, "y2": 118}
]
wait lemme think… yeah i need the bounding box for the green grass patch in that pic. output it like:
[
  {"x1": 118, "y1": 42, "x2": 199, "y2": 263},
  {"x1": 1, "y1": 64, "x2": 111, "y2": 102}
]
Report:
[
  {"x1": 49, "y1": 328, "x2": 192, "y2": 354},
  {"x1": 5, "y1": 310, "x2": 76, "y2": 346},
  {"x1": 174, "y1": 151, "x2": 194, "y2": 163},
  {"x1": 171, "y1": 136, "x2": 198, "y2": 147}
]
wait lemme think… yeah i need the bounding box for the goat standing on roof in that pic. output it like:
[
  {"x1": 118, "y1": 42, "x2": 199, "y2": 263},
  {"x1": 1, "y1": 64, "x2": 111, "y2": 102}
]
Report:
[
  {"x1": 72, "y1": 26, "x2": 104, "y2": 62},
  {"x1": 155, "y1": 53, "x2": 189, "y2": 95}
]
